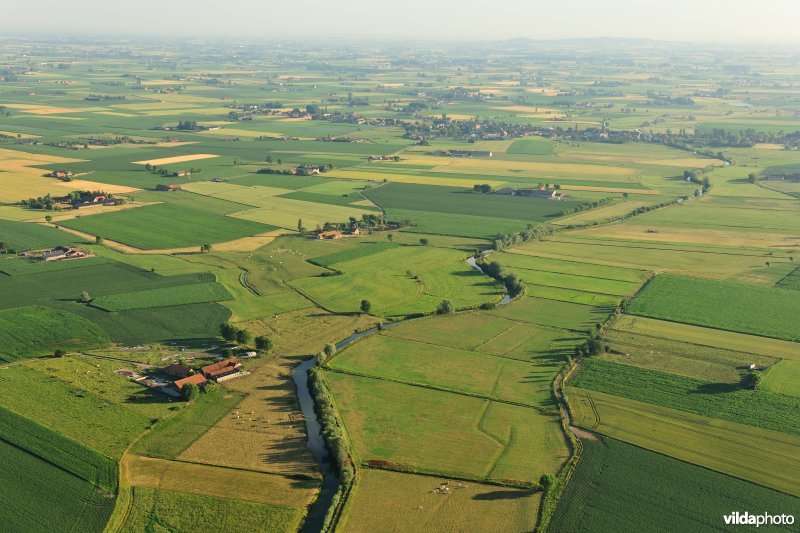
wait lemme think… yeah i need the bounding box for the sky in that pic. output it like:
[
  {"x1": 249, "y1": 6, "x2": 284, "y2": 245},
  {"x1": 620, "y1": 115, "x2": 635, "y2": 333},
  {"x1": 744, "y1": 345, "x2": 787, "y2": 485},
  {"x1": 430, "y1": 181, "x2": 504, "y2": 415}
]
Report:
[{"x1": 3, "y1": 0, "x2": 800, "y2": 43}]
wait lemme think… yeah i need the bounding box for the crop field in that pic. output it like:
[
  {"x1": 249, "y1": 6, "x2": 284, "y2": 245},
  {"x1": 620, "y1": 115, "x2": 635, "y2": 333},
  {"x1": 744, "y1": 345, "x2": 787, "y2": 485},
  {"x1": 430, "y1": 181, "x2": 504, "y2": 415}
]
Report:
[
  {"x1": 229, "y1": 196, "x2": 372, "y2": 230},
  {"x1": 0, "y1": 254, "x2": 112, "y2": 276},
  {"x1": 549, "y1": 437, "x2": 800, "y2": 533},
  {"x1": 776, "y1": 266, "x2": 800, "y2": 290},
  {"x1": 341, "y1": 470, "x2": 540, "y2": 533},
  {"x1": 291, "y1": 246, "x2": 503, "y2": 316},
  {"x1": 0, "y1": 439, "x2": 115, "y2": 533},
  {"x1": 121, "y1": 487, "x2": 302, "y2": 533},
  {"x1": 567, "y1": 388, "x2": 800, "y2": 496},
  {"x1": 0, "y1": 306, "x2": 110, "y2": 361},
  {"x1": 628, "y1": 274, "x2": 800, "y2": 340},
  {"x1": 328, "y1": 373, "x2": 569, "y2": 483},
  {"x1": 0, "y1": 220, "x2": 76, "y2": 252},
  {"x1": 90, "y1": 281, "x2": 231, "y2": 311},
  {"x1": 60, "y1": 202, "x2": 275, "y2": 249},
  {"x1": 761, "y1": 360, "x2": 800, "y2": 397},
  {"x1": 0, "y1": 405, "x2": 118, "y2": 490},
  {"x1": 571, "y1": 358, "x2": 800, "y2": 436}
]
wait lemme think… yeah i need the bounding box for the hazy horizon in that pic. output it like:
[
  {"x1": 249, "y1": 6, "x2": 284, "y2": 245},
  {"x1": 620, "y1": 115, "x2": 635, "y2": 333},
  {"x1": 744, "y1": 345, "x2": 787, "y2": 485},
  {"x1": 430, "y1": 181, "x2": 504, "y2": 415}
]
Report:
[{"x1": 3, "y1": 0, "x2": 800, "y2": 44}]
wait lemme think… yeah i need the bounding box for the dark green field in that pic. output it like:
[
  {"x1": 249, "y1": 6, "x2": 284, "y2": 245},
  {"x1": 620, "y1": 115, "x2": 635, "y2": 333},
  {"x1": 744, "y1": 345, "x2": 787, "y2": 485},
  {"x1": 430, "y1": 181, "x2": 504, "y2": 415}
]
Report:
[
  {"x1": 628, "y1": 274, "x2": 800, "y2": 340},
  {"x1": 0, "y1": 220, "x2": 76, "y2": 252},
  {"x1": 571, "y1": 358, "x2": 800, "y2": 436},
  {"x1": 549, "y1": 437, "x2": 799, "y2": 533}
]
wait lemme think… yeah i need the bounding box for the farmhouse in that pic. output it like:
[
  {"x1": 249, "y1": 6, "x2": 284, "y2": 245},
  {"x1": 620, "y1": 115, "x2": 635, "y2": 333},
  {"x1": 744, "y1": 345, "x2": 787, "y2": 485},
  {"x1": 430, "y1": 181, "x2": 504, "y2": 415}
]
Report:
[
  {"x1": 202, "y1": 357, "x2": 242, "y2": 381},
  {"x1": 26, "y1": 246, "x2": 94, "y2": 262},
  {"x1": 318, "y1": 230, "x2": 343, "y2": 240},
  {"x1": 156, "y1": 183, "x2": 182, "y2": 191},
  {"x1": 47, "y1": 170, "x2": 73, "y2": 180},
  {"x1": 161, "y1": 363, "x2": 192, "y2": 379},
  {"x1": 295, "y1": 165, "x2": 321, "y2": 175},
  {"x1": 495, "y1": 187, "x2": 565, "y2": 200},
  {"x1": 173, "y1": 373, "x2": 207, "y2": 391}
]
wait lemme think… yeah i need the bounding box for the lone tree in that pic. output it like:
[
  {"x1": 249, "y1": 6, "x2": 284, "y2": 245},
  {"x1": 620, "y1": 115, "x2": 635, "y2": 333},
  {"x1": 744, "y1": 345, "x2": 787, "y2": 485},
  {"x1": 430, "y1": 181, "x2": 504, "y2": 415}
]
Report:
[
  {"x1": 182, "y1": 383, "x2": 200, "y2": 401},
  {"x1": 255, "y1": 335, "x2": 272, "y2": 352},
  {"x1": 323, "y1": 343, "x2": 336, "y2": 358},
  {"x1": 235, "y1": 329, "x2": 252, "y2": 346},
  {"x1": 297, "y1": 218, "x2": 305, "y2": 233},
  {"x1": 95, "y1": 235, "x2": 103, "y2": 244},
  {"x1": 201, "y1": 244, "x2": 212, "y2": 253},
  {"x1": 53, "y1": 349, "x2": 66, "y2": 358},
  {"x1": 45, "y1": 215, "x2": 53, "y2": 223},
  {"x1": 360, "y1": 299, "x2": 372, "y2": 314},
  {"x1": 387, "y1": 233, "x2": 393, "y2": 242},
  {"x1": 220, "y1": 323, "x2": 237, "y2": 342},
  {"x1": 79, "y1": 290, "x2": 91, "y2": 303},
  {"x1": 741, "y1": 370, "x2": 762, "y2": 390},
  {"x1": 419, "y1": 238, "x2": 429, "y2": 246},
  {"x1": 586, "y1": 337, "x2": 606, "y2": 356},
  {"x1": 436, "y1": 299, "x2": 454, "y2": 315}
]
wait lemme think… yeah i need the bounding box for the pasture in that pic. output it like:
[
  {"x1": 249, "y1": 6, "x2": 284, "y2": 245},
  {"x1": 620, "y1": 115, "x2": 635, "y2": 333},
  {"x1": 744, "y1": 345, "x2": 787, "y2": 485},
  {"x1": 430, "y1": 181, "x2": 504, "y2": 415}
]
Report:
[
  {"x1": 568, "y1": 387, "x2": 800, "y2": 497},
  {"x1": 549, "y1": 437, "x2": 800, "y2": 532},
  {"x1": 761, "y1": 360, "x2": 800, "y2": 397},
  {"x1": 90, "y1": 281, "x2": 232, "y2": 311},
  {"x1": 291, "y1": 245, "x2": 503, "y2": 317},
  {"x1": 327, "y1": 372, "x2": 569, "y2": 483},
  {"x1": 628, "y1": 274, "x2": 800, "y2": 340},
  {"x1": 341, "y1": 470, "x2": 540, "y2": 533}
]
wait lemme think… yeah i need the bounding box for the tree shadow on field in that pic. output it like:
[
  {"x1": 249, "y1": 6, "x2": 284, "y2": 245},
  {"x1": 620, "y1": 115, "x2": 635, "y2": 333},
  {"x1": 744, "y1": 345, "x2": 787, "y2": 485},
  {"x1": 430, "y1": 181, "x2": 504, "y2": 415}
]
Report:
[
  {"x1": 472, "y1": 489, "x2": 535, "y2": 501},
  {"x1": 690, "y1": 382, "x2": 740, "y2": 394}
]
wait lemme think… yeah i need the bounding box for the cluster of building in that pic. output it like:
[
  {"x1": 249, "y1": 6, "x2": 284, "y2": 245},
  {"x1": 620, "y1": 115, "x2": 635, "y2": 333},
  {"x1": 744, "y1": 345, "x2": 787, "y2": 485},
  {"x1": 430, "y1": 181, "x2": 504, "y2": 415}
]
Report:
[
  {"x1": 162, "y1": 357, "x2": 244, "y2": 394},
  {"x1": 46, "y1": 170, "x2": 74, "y2": 180},
  {"x1": 431, "y1": 149, "x2": 493, "y2": 158},
  {"x1": 25, "y1": 246, "x2": 94, "y2": 262},
  {"x1": 155, "y1": 183, "x2": 182, "y2": 192},
  {"x1": 317, "y1": 228, "x2": 361, "y2": 240},
  {"x1": 495, "y1": 186, "x2": 566, "y2": 200}
]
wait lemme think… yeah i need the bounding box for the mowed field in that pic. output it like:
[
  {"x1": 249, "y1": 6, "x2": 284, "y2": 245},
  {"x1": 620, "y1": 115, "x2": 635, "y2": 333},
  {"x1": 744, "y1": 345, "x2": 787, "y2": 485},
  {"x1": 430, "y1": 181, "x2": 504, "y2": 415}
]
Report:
[
  {"x1": 328, "y1": 373, "x2": 569, "y2": 483},
  {"x1": 341, "y1": 469, "x2": 540, "y2": 533},
  {"x1": 549, "y1": 437, "x2": 800, "y2": 533}
]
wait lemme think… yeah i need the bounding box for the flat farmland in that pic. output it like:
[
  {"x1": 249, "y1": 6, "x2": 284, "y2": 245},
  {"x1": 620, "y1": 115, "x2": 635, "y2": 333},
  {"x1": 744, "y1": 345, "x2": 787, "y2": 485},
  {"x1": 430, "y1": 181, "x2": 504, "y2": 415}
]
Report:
[
  {"x1": 487, "y1": 296, "x2": 612, "y2": 331},
  {"x1": 60, "y1": 203, "x2": 275, "y2": 249},
  {"x1": 121, "y1": 487, "x2": 302, "y2": 533},
  {"x1": 0, "y1": 306, "x2": 110, "y2": 361},
  {"x1": 515, "y1": 237, "x2": 780, "y2": 279},
  {"x1": 495, "y1": 251, "x2": 650, "y2": 283},
  {"x1": 524, "y1": 284, "x2": 623, "y2": 306},
  {"x1": 328, "y1": 373, "x2": 569, "y2": 483},
  {"x1": 90, "y1": 281, "x2": 232, "y2": 311},
  {"x1": 0, "y1": 220, "x2": 76, "y2": 252},
  {"x1": 610, "y1": 315, "x2": 800, "y2": 361},
  {"x1": 549, "y1": 437, "x2": 800, "y2": 533},
  {"x1": 341, "y1": 470, "x2": 540, "y2": 533},
  {"x1": 0, "y1": 439, "x2": 115, "y2": 533},
  {"x1": 571, "y1": 358, "x2": 800, "y2": 436},
  {"x1": 475, "y1": 321, "x2": 583, "y2": 363},
  {"x1": 628, "y1": 274, "x2": 800, "y2": 340},
  {"x1": 229, "y1": 197, "x2": 372, "y2": 230},
  {"x1": 382, "y1": 312, "x2": 516, "y2": 351},
  {"x1": 0, "y1": 364, "x2": 150, "y2": 459},
  {"x1": 291, "y1": 246, "x2": 503, "y2": 316},
  {"x1": 329, "y1": 334, "x2": 560, "y2": 407},
  {"x1": 761, "y1": 360, "x2": 800, "y2": 397},
  {"x1": 567, "y1": 387, "x2": 800, "y2": 496}
]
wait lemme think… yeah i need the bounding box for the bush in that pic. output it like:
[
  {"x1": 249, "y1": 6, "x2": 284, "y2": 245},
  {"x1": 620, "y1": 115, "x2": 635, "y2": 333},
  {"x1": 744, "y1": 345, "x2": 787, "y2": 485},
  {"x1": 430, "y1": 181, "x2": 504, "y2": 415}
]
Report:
[
  {"x1": 182, "y1": 383, "x2": 200, "y2": 402},
  {"x1": 254, "y1": 335, "x2": 272, "y2": 352},
  {"x1": 436, "y1": 299, "x2": 455, "y2": 315}
]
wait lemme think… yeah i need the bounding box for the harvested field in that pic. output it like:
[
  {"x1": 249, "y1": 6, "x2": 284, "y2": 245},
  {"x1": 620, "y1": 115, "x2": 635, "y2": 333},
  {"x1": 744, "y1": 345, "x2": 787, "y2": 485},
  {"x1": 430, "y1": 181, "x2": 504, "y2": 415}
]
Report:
[{"x1": 132, "y1": 154, "x2": 219, "y2": 165}]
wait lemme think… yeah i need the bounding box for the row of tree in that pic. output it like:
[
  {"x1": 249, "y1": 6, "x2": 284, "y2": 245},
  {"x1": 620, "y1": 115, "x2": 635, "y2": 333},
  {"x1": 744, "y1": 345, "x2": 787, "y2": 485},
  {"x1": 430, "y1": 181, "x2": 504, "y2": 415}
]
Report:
[{"x1": 492, "y1": 223, "x2": 556, "y2": 251}]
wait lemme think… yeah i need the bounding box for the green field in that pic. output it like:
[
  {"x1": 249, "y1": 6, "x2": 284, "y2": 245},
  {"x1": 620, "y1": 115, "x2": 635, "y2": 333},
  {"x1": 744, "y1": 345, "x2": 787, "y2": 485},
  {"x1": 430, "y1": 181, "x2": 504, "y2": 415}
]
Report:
[
  {"x1": 0, "y1": 306, "x2": 110, "y2": 361},
  {"x1": 328, "y1": 372, "x2": 568, "y2": 483},
  {"x1": 0, "y1": 220, "x2": 76, "y2": 252},
  {"x1": 761, "y1": 360, "x2": 800, "y2": 398},
  {"x1": 91, "y1": 281, "x2": 231, "y2": 311},
  {"x1": 291, "y1": 246, "x2": 503, "y2": 316},
  {"x1": 0, "y1": 364, "x2": 151, "y2": 459},
  {"x1": 628, "y1": 274, "x2": 800, "y2": 340},
  {"x1": 549, "y1": 437, "x2": 800, "y2": 533},
  {"x1": 0, "y1": 439, "x2": 115, "y2": 533},
  {"x1": 121, "y1": 487, "x2": 302, "y2": 533},
  {"x1": 776, "y1": 266, "x2": 800, "y2": 290},
  {"x1": 571, "y1": 358, "x2": 800, "y2": 436},
  {"x1": 60, "y1": 203, "x2": 274, "y2": 249}
]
